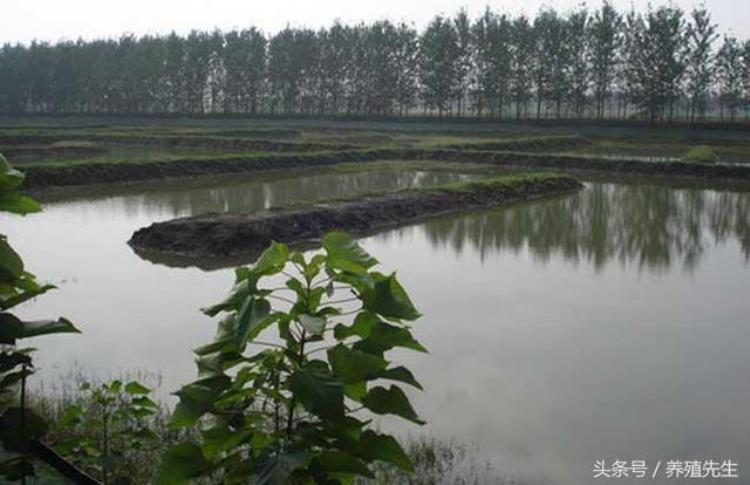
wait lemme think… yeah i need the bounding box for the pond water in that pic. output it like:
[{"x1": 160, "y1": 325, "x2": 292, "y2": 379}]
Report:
[{"x1": 3, "y1": 168, "x2": 749, "y2": 484}]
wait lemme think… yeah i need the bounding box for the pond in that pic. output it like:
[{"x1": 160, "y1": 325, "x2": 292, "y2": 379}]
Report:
[{"x1": 3, "y1": 168, "x2": 749, "y2": 484}]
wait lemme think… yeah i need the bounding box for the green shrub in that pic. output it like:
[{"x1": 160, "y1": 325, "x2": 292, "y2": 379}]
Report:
[
  {"x1": 684, "y1": 145, "x2": 718, "y2": 163},
  {"x1": 51, "y1": 380, "x2": 164, "y2": 484},
  {"x1": 0, "y1": 152, "x2": 79, "y2": 480},
  {"x1": 158, "y1": 232, "x2": 427, "y2": 484}
]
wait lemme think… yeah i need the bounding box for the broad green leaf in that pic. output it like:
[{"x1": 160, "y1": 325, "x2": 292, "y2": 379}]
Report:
[
  {"x1": 323, "y1": 232, "x2": 377, "y2": 273},
  {"x1": 301, "y1": 254, "x2": 326, "y2": 282},
  {"x1": 252, "y1": 241, "x2": 289, "y2": 275},
  {"x1": 307, "y1": 286, "x2": 326, "y2": 312},
  {"x1": 204, "y1": 245, "x2": 287, "y2": 317},
  {"x1": 155, "y1": 443, "x2": 212, "y2": 485},
  {"x1": 132, "y1": 396, "x2": 158, "y2": 409},
  {"x1": 194, "y1": 315, "x2": 238, "y2": 355},
  {"x1": 331, "y1": 271, "x2": 375, "y2": 294},
  {"x1": 333, "y1": 311, "x2": 377, "y2": 341},
  {"x1": 171, "y1": 375, "x2": 231, "y2": 427},
  {"x1": 256, "y1": 451, "x2": 308, "y2": 485},
  {"x1": 354, "y1": 321, "x2": 427, "y2": 354},
  {"x1": 317, "y1": 450, "x2": 374, "y2": 478},
  {"x1": 0, "y1": 352, "x2": 31, "y2": 373},
  {"x1": 108, "y1": 380, "x2": 122, "y2": 393},
  {"x1": 125, "y1": 381, "x2": 151, "y2": 395},
  {"x1": 0, "y1": 239, "x2": 23, "y2": 278},
  {"x1": 56, "y1": 405, "x2": 83, "y2": 428},
  {"x1": 0, "y1": 166, "x2": 25, "y2": 192},
  {"x1": 328, "y1": 344, "x2": 387, "y2": 383},
  {"x1": 236, "y1": 297, "x2": 274, "y2": 345},
  {"x1": 362, "y1": 386, "x2": 424, "y2": 425},
  {"x1": 0, "y1": 192, "x2": 41, "y2": 215},
  {"x1": 131, "y1": 407, "x2": 156, "y2": 419},
  {"x1": 196, "y1": 350, "x2": 243, "y2": 378},
  {"x1": 344, "y1": 381, "x2": 367, "y2": 402},
  {"x1": 0, "y1": 314, "x2": 77, "y2": 346},
  {"x1": 0, "y1": 283, "x2": 55, "y2": 310},
  {"x1": 0, "y1": 367, "x2": 34, "y2": 389},
  {"x1": 16, "y1": 318, "x2": 80, "y2": 340},
  {"x1": 285, "y1": 277, "x2": 305, "y2": 298},
  {"x1": 353, "y1": 430, "x2": 414, "y2": 472},
  {"x1": 289, "y1": 365, "x2": 344, "y2": 421},
  {"x1": 298, "y1": 314, "x2": 325, "y2": 336},
  {"x1": 201, "y1": 425, "x2": 252, "y2": 460},
  {"x1": 362, "y1": 273, "x2": 420, "y2": 321},
  {"x1": 0, "y1": 313, "x2": 24, "y2": 344},
  {"x1": 201, "y1": 280, "x2": 250, "y2": 316},
  {"x1": 377, "y1": 366, "x2": 423, "y2": 390}
]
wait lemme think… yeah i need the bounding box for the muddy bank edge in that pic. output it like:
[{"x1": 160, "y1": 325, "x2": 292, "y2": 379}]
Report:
[{"x1": 128, "y1": 173, "x2": 583, "y2": 262}]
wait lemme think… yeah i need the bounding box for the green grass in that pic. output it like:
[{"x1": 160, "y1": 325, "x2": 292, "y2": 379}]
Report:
[
  {"x1": 684, "y1": 145, "x2": 719, "y2": 163},
  {"x1": 565, "y1": 138, "x2": 750, "y2": 164},
  {"x1": 428, "y1": 172, "x2": 577, "y2": 194}
]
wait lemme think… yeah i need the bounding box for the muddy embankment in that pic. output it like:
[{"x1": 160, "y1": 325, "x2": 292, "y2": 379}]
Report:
[
  {"x1": 0, "y1": 144, "x2": 108, "y2": 159},
  {"x1": 16, "y1": 133, "x2": 750, "y2": 189},
  {"x1": 402, "y1": 149, "x2": 750, "y2": 180},
  {"x1": 0, "y1": 132, "x2": 354, "y2": 152},
  {"x1": 21, "y1": 149, "x2": 399, "y2": 189},
  {"x1": 129, "y1": 174, "x2": 583, "y2": 263}
]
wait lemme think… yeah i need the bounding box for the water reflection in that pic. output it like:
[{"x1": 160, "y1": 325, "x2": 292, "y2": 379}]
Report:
[
  {"x1": 3, "y1": 174, "x2": 749, "y2": 485},
  {"x1": 43, "y1": 169, "x2": 472, "y2": 220},
  {"x1": 408, "y1": 183, "x2": 750, "y2": 271}
]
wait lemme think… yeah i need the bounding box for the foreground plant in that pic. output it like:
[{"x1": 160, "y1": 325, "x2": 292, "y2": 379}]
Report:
[
  {"x1": 0, "y1": 153, "x2": 79, "y2": 479},
  {"x1": 53, "y1": 380, "x2": 161, "y2": 484},
  {"x1": 158, "y1": 232, "x2": 426, "y2": 484}
]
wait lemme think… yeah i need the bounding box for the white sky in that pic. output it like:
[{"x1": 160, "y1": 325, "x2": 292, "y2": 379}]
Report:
[{"x1": 1, "y1": 0, "x2": 748, "y2": 45}]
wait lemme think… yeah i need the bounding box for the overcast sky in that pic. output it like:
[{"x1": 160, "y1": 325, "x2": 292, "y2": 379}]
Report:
[{"x1": 2, "y1": 0, "x2": 749, "y2": 45}]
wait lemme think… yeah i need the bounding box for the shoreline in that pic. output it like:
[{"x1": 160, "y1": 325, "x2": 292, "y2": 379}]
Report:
[
  {"x1": 128, "y1": 173, "x2": 584, "y2": 263},
  {"x1": 19, "y1": 147, "x2": 750, "y2": 190}
]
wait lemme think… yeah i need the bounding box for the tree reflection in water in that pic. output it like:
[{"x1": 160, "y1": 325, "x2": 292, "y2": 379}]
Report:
[{"x1": 398, "y1": 183, "x2": 750, "y2": 271}]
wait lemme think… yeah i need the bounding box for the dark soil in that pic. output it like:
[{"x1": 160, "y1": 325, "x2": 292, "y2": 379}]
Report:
[
  {"x1": 0, "y1": 144, "x2": 108, "y2": 159},
  {"x1": 128, "y1": 175, "x2": 583, "y2": 262}
]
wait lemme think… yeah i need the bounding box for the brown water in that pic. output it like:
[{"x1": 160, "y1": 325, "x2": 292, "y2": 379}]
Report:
[{"x1": 2, "y1": 169, "x2": 749, "y2": 484}]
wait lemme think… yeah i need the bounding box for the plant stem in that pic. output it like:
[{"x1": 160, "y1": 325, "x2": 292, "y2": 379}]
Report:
[
  {"x1": 322, "y1": 297, "x2": 359, "y2": 305},
  {"x1": 287, "y1": 273, "x2": 312, "y2": 439},
  {"x1": 102, "y1": 406, "x2": 109, "y2": 485},
  {"x1": 286, "y1": 328, "x2": 306, "y2": 439}
]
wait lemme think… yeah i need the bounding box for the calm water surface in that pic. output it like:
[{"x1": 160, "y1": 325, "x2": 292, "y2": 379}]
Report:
[{"x1": 3, "y1": 169, "x2": 749, "y2": 484}]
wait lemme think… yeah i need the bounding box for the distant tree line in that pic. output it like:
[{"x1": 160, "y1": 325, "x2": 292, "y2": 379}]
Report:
[{"x1": 1, "y1": 2, "x2": 749, "y2": 123}]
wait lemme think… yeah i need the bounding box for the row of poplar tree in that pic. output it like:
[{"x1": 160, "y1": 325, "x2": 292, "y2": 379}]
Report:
[{"x1": 1, "y1": 2, "x2": 749, "y2": 123}]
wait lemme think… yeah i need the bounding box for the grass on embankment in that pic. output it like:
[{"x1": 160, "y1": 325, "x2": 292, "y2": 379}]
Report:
[
  {"x1": 434, "y1": 134, "x2": 589, "y2": 152},
  {"x1": 18, "y1": 145, "x2": 750, "y2": 190},
  {"x1": 564, "y1": 137, "x2": 750, "y2": 164},
  {"x1": 19, "y1": 148, "x2": 402, "y2": 189},
  {"x1": 399, "y1": 148, "x2": 750, "y2": 180}
]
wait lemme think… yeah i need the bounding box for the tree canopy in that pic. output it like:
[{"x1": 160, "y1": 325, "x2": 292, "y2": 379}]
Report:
[{"x1": 1, "y1": 4, "x2": 748, "y2": 123}]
